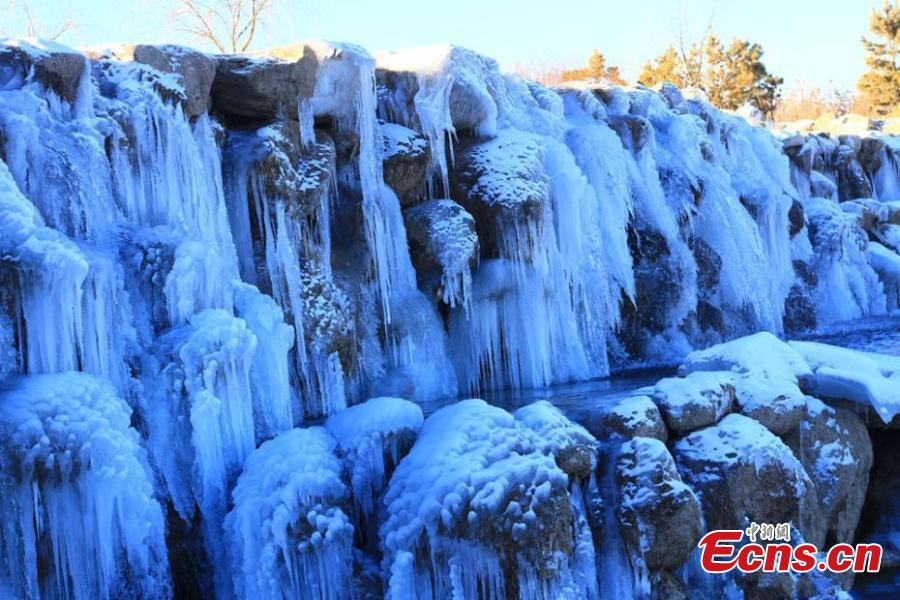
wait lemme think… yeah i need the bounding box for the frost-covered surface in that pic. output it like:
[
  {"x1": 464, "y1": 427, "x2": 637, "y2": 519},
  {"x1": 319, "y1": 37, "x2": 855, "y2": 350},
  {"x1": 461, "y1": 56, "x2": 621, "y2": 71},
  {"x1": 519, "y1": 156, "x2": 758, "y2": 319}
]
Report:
[
  {"x1": 224, "y1": 427, "x2": 353, "y2": 600},
  {"x1": 381, "y1": 399, "x2": 593, "y2": 599},
  {"x1": 0, "y1": 372, "x2": 169, "y2": 599},
  {"x1": 651, "y1": 371, "x2": 734, "y2": 434},
  {"x1": 790, "y1": 340, "x2": 900, "y2": 424}
]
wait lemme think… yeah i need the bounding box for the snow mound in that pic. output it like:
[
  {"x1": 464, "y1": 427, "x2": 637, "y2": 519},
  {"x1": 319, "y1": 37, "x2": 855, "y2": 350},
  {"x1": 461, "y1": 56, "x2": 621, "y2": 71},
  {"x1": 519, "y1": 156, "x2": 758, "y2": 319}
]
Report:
[
  {"x1": 680, "y1": 331, "x2": 810, "y2": 382},
  {"x1": 790, "y1": 341, "x2": 900, "y2": 425},
  {"x1": 225, "y1": 427, "x2": 353, "y2": 600},
  {"x1": 652, "y1": 371, "x2": 735, "y2": 434},
  {"x1": 0, "y1": 372, "x2": 169, "y2": 599}
]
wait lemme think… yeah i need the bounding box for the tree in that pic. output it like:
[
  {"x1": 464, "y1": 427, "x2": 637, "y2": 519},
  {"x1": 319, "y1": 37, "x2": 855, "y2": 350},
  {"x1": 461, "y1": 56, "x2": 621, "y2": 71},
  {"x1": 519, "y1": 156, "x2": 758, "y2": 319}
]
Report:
[
  {"x1": 2, "y1": 0, "x2": 77, "y2": 40},
  {"x1": 172, "y1": 0, "x2": 277, "y2": 53},
  {"x1": 638, "y1": 36, "x2": 783, "y2": 117},
  {"x1": 561, "y1": 49, "x2": 628, "y2": 85},
  {"x1": 857, "y1": 1, "x2": 900, "y2": 116}
]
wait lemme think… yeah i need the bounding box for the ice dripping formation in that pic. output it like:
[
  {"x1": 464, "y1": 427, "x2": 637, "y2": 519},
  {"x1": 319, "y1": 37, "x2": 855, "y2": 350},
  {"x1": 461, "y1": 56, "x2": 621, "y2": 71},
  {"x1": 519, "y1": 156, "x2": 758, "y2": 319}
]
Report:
[{"x1": 0, "y1": 37, "x2": 898, "y2": 598}]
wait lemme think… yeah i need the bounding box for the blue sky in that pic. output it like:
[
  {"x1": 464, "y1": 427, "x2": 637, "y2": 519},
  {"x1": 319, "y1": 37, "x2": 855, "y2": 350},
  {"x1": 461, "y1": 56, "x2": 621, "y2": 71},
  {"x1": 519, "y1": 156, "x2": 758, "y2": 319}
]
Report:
[{"x1": 5, "y1": 0, "x2": 887, "y2": 92}]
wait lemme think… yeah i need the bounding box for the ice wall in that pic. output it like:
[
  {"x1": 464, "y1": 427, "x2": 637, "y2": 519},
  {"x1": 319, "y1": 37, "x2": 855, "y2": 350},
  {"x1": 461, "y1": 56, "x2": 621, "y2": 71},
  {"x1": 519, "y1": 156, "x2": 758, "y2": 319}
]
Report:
[{"x1": 1, "y1": 36, "x2": 899, "y2": 597}]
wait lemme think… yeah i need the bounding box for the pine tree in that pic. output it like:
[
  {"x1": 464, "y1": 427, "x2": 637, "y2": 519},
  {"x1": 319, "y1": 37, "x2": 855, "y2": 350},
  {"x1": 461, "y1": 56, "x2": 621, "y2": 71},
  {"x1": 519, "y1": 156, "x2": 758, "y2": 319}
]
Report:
[
  {"x1": 561, "y1": 50, "x2": 628, "y2": 85},
  {"x1": 858, "y1": 1, "x2": 900, "y2": 116},
  {"x1": 638, "y1": 46, "x2": 684, "y2": 88}
]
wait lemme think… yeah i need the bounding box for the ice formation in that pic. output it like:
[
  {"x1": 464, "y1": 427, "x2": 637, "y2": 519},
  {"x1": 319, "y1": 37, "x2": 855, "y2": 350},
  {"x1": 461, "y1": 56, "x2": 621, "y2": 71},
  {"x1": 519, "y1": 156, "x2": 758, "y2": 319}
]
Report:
[
  {"x1": 0, "y1": 34, "x2": 899, "y2": 599},
  {"x1": 0, "y1": 372, "x2": 169, "y2": 599}
]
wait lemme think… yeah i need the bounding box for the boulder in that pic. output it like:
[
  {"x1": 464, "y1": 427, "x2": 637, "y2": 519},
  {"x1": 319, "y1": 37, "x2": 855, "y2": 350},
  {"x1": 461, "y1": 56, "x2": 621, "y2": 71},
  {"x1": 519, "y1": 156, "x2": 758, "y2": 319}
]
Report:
[
  {"x1": 212, "y1": 47, "x2": 318, "y2": 120},
  {"x1": 515, "y1": 400, "x2": 597, "y2": 482},
  {"x1": 730, "y1": 374, "x2": 806, "y2": 436},
  {"x1": 382, "y1": 122, "x2": 430, "y2": 206},
  {"x1": 809, "y1": 170, "x2": 837, "y2": 200},
  {"x1": 598, "y1": 395, "x2": 667, "y2": 442},
  {"x1": 451, "y1": 129, "x2": 547, "y2": 257},
  {"x1": 402, "y1": 199, "x2": 478, "y2": 306},
  {"x1": 783, "y1": 398, "x2": 873, "y2": 545},
  {"x1": 0, "y1": 39, "x2": 85, "y2": 103},
  {"x1": 651, "y1": 371, "x2": 734, "y2": 435},
  {"x1": 131, "y1": 45, "x2": 218, "y2": 118},
  {"x1": 381, "y1": 399, "x2": 587, "y2": 597},
  {"x1": 616, "y1": 437, "x2": 703, "y2": 570},
  {"x1": 674, "y1": 414, "x2": 823, "y2": 546}
]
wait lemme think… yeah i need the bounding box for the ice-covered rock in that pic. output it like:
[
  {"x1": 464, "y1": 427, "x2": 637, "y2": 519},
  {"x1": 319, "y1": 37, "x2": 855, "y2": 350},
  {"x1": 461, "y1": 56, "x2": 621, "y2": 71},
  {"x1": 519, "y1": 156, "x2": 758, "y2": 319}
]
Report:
[
  {"x1": 325, "y1": 397, "x2": 423, "y2": 543},
  {"x1": 224, "y1": 427, "x2": 354, "y2": 600},
  {"x1": 0, "y1": 38, "x2": 86, "y2": 103},
  {"x1": 452, "y1": 129, "x2": 547, "y2": 259},
  {"x1": 381, "y1": 399, "x2": 589, "y2": 599},
  {"x1": 674, "y1": 413, "x2": 822, "y2": 546},
  {"x1": 791, "y1": 340, "x2": 900, "y2": 427},
  {"x1": 783, "y1": 398, "x2": 872, "y2": 545},
  {"x1": 868, "y1": 241, "x2": 900, "y2": 310},
  {"x1": 515, "y1": 400, "x2": 597, "y2": 481},
  {"x1": 616, "y1": 437, "x2": 702, "y2": 570},
  {"x1": 0, "y1": 372, "x2": 170, "y2": 599},
  {"x1": 598, "y1": 395, "x2": 668, "y2": 442},
  {"x1": 381, "y1": 122, "x2": 429, "y2": 206},
  {"x1": 403, "y1": 199, "x2": 478, "y2": 308},
  {"x1": 651, "y1": 371, "x2": 734, "y2": 434}
]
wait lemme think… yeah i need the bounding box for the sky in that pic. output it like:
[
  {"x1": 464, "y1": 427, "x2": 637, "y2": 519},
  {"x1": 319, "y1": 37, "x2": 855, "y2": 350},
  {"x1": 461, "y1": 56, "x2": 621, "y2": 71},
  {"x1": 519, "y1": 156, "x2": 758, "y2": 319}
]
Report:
[{"x1": 2, "y1": 0, "x2": 888, "y2": 92}]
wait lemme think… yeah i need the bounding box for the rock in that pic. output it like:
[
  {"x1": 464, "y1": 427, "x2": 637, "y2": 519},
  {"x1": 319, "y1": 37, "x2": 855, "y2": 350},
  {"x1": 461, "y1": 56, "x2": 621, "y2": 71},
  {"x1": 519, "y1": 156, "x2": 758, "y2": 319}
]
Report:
[
  {"x1": 858, "y1": 136, "x2": 886, "y2": 174},
  {"x1": 788, "y1": 199, "x2": 805, "y2": 237},
  {"x1": 382, "y1": 122, "x2": 429, "y2": 206},
  {"x1": 833, "y1": 144, "x2": 872, "y2": 200},
  {"x1": 451, "y1": 129, "x2": 547, "y2": 258},
  {"x1": 675, "y1": 414, "x2": 823, "y2": 546},
  {"x1": 656, "y1": 82, "x2": 688, "y2": 114},
  {"x1": 0, "y1": 39, "x2": 85, "y2": 103},
  {"x1": 212, "y1": 47, "x2": 318, "y2": 120},
  {"x1": 598, "y1": 395, "x2": 668, "y2": 442},
  {"x1": 783, "y1": 284, "x2": 817, "y2": 333},
  {"x1": 651, "y1": 371, "x2": 734, "y2": 435},
  {"x1": 515, "y1": 401, "x2": 597, "y2": 482},
  {"x1": 616, "y1": 437, "x2": 703, "y2": 570},
  {"x1": 300, "y1": 268, "x2": 355, "y2": 375},
  {"x1": 856, "y1": 430, "x2": 900, "y2": 569},
  {"x1": 131, "y1": 45, "x2": 218, "y2": 118},
  {"x1": 233, "y1": 121, "x2": 336, "y2": 220},
  {"x1": 403, "y1": 199, "x2": 478, "y2": 307},
  {"x1": 610, "y1": 114, "x2": 653, "y2": 154},
  {"x1": 624, "y1": 223, "x2": 688, "y2": 339},
  {"x1": 783, "y1": 398, "x2": 873, "y2": 545},
  {"x1": 729, "y1": 373, "x2": 806, "y2": 436}
]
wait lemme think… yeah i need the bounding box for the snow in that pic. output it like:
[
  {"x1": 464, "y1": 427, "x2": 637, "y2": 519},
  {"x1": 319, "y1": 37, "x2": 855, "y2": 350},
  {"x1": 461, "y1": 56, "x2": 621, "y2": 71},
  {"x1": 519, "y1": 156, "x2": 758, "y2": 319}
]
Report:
[
  {"x1": 0, "y1": 372, "x2": 169, "y2": 599},
  {"x1": 680, "y1": 331, "x2": 811, "y2": 382},
  {"x1": 867, "y1": 241, "x2": 900, "y2": 311},
  {"x1": 224, "y1": 427, "x2": 353, "y2": 600},
  {"x1": 790, "y1": 340, "x2": 900, "y2": 424}
]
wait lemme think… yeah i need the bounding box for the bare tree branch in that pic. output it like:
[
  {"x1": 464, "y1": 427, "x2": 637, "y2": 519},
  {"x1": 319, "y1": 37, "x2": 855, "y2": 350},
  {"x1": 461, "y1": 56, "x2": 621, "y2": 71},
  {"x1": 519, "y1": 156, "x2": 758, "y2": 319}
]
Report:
[{"x1": 171, "y1": 0, "x2": 278, "y2": 53}]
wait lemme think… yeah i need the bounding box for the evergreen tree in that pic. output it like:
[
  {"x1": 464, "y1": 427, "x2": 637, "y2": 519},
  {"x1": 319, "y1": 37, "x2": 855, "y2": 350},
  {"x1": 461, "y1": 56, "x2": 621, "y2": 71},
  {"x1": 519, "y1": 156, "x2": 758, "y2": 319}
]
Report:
[
  {"x1": 858, "y1": 1, "x2": 900, "y2": 116},
  {"x1": 561, "y1": 50, "x2": 628, "y2": 84},
  {"x1": 638, "y1": 46, "x2": 685, "y2": 88}
]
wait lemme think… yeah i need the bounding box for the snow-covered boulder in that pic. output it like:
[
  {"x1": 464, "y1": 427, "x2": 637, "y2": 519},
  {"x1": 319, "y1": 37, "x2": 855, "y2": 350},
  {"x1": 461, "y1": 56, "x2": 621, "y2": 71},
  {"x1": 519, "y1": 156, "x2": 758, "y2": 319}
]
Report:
[
  {"x1": 515, "y1": 400, "x2": 597, "y2": 482},
  {"x1": 0, "y1": 372, "x2": 170, "y2": 599},
  {"x1": 381, "y1": 399, "x2": 591, "y2": 599},
  {"x1": 224, "y1": 427, "x2": 354, "y2": 600},
  {"x1": 783, "y1": 398, "x2": 872, "y2": 545},
  {"x1": 94, "y1": 44, "x2": 217, "y2": 118},
  {"x1": 791, "y1": 341, "x2": 900, "y2": 427},
  {"x1": 651, "y1": 371, "x2": 734, "y2": 434},
  {"x1": 0, "y1": 38, "x2": 86, "y2": 103},
  {"x1": 810, "y1": 170, "x2": 837, "y2": 199},
  {"x1": 212, "y1": 47, "x2": 318, "y2": 120},
  {"x1": 403, "y1": 199, "x2": 479, "y2": 308},
  {"x1": 674, "y1": 414, "x2": 823, "y2": 546},
  {"x1": 451, "y1": 129, "x2": 547, "y2": 258},
  {"x1": 382, "y1": 122, "x2": 429, "y2": 206},
  {"x1": 599, "y1": 395, "x2": 667, "y2": 442},
  {"x1": 616, "y1": 437, "x2": 702, "y2": 570},
  {"x1": 325, "y1": 397, "x2": 423, "y2": 543}
]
